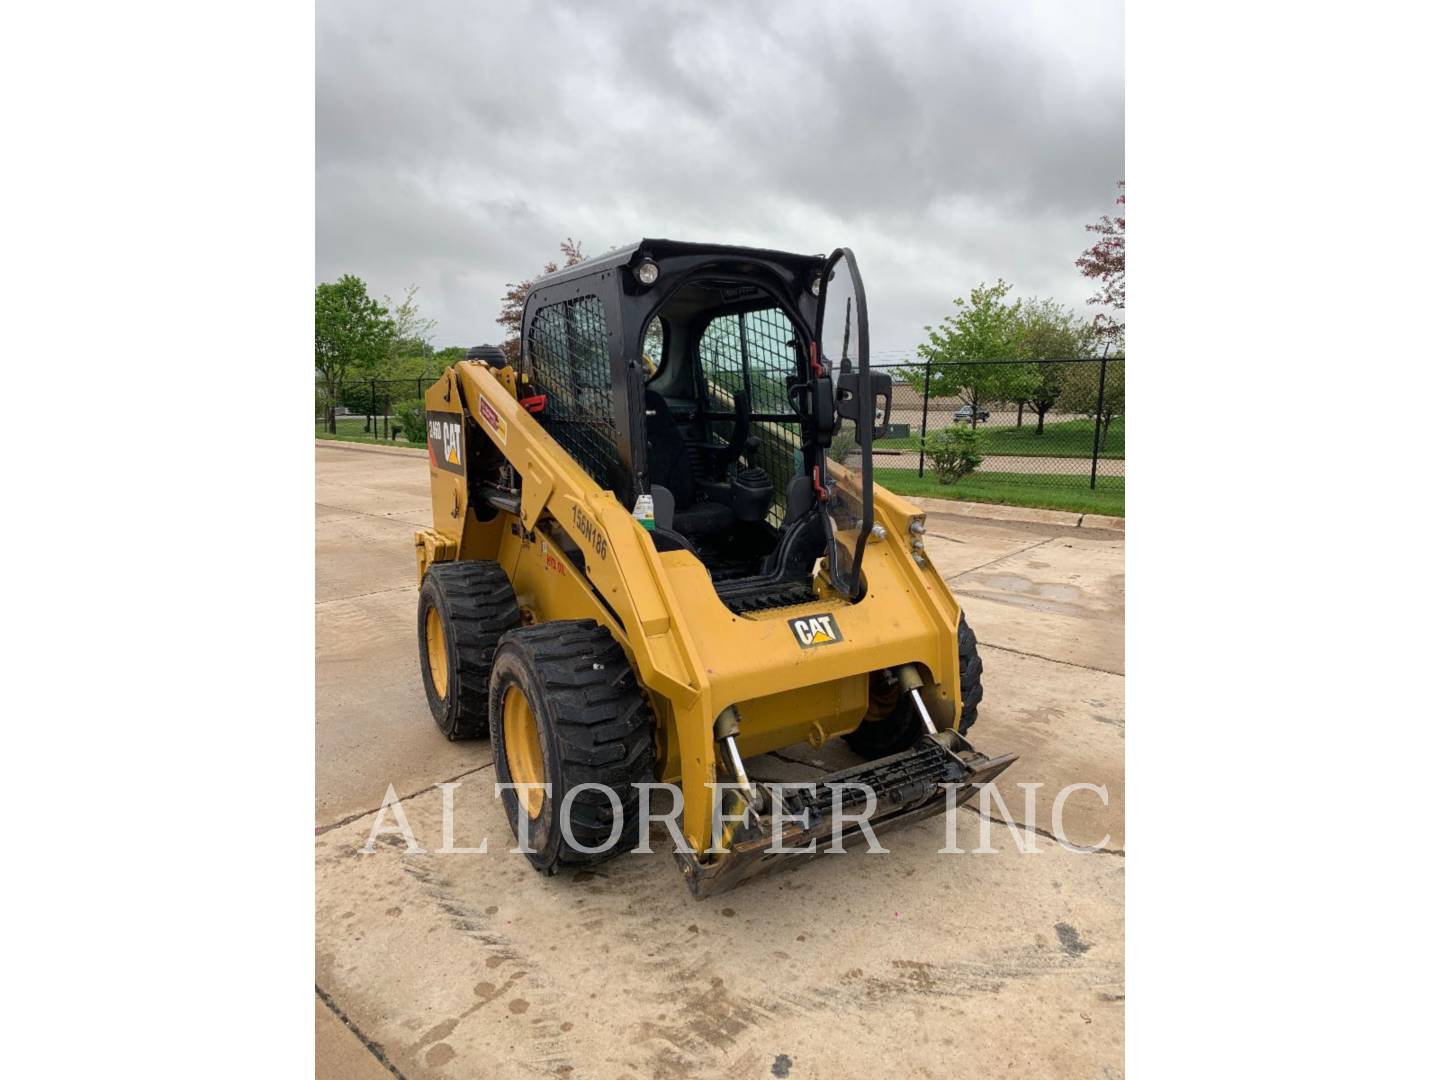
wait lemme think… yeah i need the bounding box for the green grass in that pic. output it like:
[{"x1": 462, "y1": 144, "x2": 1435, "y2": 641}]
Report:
[
  {"x1": 877, "y1": 417, "x2": 1124, "y2": 459},
  {"x1": 316, "y1": 417, "x2": 425, "y2": 448},
  {"x1": 875, "y1": 468, "x2": 1124, "y2": 517}
]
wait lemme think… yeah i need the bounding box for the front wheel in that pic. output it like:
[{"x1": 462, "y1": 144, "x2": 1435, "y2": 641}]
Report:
[
  {"x1": 843, "y1": 614, "x2": 985, "y2": 759},
  {"x1": 490, "y1": 620, "x2": 655, "y2": 874}
]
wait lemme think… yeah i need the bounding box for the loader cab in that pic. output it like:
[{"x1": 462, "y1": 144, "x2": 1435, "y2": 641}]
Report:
[{"x1": 519, "y1": 239, "x2": 890, "y2": 609}]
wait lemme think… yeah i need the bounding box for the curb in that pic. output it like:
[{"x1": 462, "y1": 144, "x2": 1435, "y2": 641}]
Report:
[
  {"x1": 314, "y1": 440, "x2": 1125, "y2": 531},
  {"x1": 906, "y1": 495, "x2": 1124, "y2": 532},
  {"x1": 316, "y1": 439, "x2": 427, "y2": 459}
]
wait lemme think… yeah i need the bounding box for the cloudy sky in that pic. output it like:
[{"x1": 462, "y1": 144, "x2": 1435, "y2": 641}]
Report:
[{"x1": 317, "y1": 0, "x2": 1123, "y2": 356}]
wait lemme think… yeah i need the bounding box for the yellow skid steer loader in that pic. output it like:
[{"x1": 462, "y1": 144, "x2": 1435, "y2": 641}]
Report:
[{"x1": 413, "y1": 240, "x2": 1014, "y2": 896}]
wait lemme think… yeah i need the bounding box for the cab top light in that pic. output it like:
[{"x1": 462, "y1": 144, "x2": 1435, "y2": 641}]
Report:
[{"x1": 634, "y1": 259, "x2": 659, "y2": 287}]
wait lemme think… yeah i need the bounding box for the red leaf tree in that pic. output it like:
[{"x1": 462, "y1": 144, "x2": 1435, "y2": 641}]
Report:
[
  {"x1": 496, "y1": 238, "x2": 585, "y2": 364},
  {"x1": 1076, "y1": 181, "x2": 1124, "y2": 344}
]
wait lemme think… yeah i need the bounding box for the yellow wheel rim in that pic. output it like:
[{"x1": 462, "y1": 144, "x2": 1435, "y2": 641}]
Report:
[
  {"x1": 425, "y1": 607, "x2": 448, "y2": 699},
  {"x1": 503, "y1": 686, "x2": 545, "y2": 818}
]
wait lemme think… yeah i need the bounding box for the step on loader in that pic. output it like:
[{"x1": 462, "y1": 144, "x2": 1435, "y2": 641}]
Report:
[{"x1": 413, "y1": 240, "x2": 1015, "y2": 896}]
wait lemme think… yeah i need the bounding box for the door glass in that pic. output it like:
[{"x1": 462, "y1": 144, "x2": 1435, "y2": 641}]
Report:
[
  {"x1": 821, "y1": 259, "x2": 861, "y2": 371},
  {"x1": 699, "y1": 308, "x2": 804, "y2": 525},
  {"x1": 816, "y1": 249, "x2": 873, "y2": 599}
]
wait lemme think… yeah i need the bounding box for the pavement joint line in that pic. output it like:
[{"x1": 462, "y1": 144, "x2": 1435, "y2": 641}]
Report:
[
  {"x1": 316, "y1": 985, "x2": 410, "y2": 1080},
  {"x1": 920, "y1": 530, "x2": 973, "y2": 547},
  {"x1": 958, "y1": 803, "x2": 1125, "y2": 857},
  {"x1": 977, "y1": 640, "x2": 1124, "y2": 677},
  {"x1": 767, "y1": 750, "x2": 830, "y2": 773},
  {"x1": 316, "y1": 502, "x2": 431, "y2": 527},
  {"x1": 316, "y1": 584, "x2": 414, "y2": 606},
  {"x1": 315, "y1": 761, "x2": 496, "y2": 836},
  {"x1": 944, "y1": 536, "x2": 1056, "y2": 582}
]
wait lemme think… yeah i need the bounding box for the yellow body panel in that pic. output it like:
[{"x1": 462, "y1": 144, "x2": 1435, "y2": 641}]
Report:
[
  {"x1": 423, "y1": 370, "x2": 469, "y2": 540},
  {"x1": 417, "y1": 361, "x2": 967, "y2": 853}
]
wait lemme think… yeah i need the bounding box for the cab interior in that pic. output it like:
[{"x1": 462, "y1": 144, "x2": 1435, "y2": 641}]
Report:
[{"x1": 638, "y1": 276, "x2": 828, "y2": 608}]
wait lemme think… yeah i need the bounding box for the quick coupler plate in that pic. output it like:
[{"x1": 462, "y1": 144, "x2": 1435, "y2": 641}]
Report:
[{"x1": 677, "y1": 735, "x2": 1017, "y2": 898}]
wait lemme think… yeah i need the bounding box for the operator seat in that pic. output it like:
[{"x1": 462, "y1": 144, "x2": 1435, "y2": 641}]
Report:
[{"x1": 644, "y1": 391, "x2": 735, "y2": 537}]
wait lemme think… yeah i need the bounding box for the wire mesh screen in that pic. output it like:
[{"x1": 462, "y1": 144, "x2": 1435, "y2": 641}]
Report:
[
  {"x1": 698, "y1": 308, "x2": 803, "y2": 525},
  {"x1": 869, "y1": 357, "x2": 1124, "y2": 511},
  {"x1": 698, "y1": 313, "x2": 744, "y2": 397},
  {"x1": 743, "y1": 307, "x2": 798, "y2": 415},
  {"x1": 526, "y1": 295, "x2": 622, "y2": 488}
]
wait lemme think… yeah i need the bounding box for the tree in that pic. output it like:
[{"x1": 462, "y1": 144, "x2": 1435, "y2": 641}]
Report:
[
  {"x1": 348, "y1": 285, "x2": 442, "y2": 430},
  {"x1": 315, "y1": 275, "x2": 395, "y2": 433},
  {"x1": 908, "y1": 280, "x2": 1022, "y2": 428},
  {"x1": 384, "y1": 285, "x2": 437, "y2": 365},
  {"x1": 497, "y1": 238, "x2": 585, "y2": 364},
  {"x1": 432, "y1": 345, "x2": 468, "y2": 366},
  {"x1": 1058, "y1": 355, "x2": 1125, "y2": 449},
  {"x1": 1014, "y1": 298, "x2": 1098, "y2": 434},
  {"x1": 1076, "y1": 180, "x2": 1125, "y2": 346}
]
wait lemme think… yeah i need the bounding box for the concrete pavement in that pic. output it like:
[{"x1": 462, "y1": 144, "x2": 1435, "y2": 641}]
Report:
[{"x1": 315, "y1": 442, "x2": 1125, "y2": 1078}]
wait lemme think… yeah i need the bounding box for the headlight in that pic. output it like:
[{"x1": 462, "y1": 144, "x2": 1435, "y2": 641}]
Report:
[{"x1": 634, "y1": 259, "x2": 659, "y2": 287}]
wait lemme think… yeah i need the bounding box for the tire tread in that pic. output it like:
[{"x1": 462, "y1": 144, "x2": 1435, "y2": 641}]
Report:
[
  {"x1": 421, "y1": 561, "x2": 522, "y2": 738},
  {"x1": 495, "y1": 620, "x2": 655, "y2": 868}
]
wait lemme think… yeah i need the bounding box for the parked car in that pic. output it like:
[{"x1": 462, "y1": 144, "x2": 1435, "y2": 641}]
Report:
[{"x1": 952, "y1": 405, "x2": 990, "y2": 423}]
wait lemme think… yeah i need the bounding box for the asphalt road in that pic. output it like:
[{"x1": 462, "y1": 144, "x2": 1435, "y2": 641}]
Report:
[{"x1": 315, "y1": 442, "x2": 1126, "y2": 1079}]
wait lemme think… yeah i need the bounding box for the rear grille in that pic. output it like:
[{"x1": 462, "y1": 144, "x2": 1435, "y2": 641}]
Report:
[{"x1": 716, "y1": 579, "x2": 816, "y2": 614}]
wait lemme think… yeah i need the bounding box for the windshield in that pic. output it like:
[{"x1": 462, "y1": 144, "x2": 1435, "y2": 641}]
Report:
[{"x1": 816, "y1": 249, "x2": 874, "y2": 600}]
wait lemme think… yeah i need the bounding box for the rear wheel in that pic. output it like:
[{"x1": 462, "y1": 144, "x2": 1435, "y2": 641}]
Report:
[
  {"x1": 844, "y1": 614, "x2": 985, "y2": 758},
  {"x1": 418, "y1": 561, "x2": 522, "y2": 739},
  {"x1": 490, "y1": 620, "x2": 655, "y2": 873}
]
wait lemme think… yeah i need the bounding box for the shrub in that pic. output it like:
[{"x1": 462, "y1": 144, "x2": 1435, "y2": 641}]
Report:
[
  {"x1": 393, "y1": 398, "x2": 428, "y2": 443},
  {"x1": 338, "y1": 381, "x2": 378, "y2": 414},
  {"x1": 925, "y1": 426, "x2": 983, "y2": 483},
  {"x1": 827, "y1": 430, "x2": 859, "y2": 467}
]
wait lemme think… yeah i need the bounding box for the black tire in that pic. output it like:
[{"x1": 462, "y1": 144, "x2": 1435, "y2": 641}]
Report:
[
  {"x1": 844, "y1": 614, "x2": 985, "y2": 758},
  {"x1": 489, "y1": 620, "x2": 655, "y2": 874},
  {"x1": 418, "y1": 561, "x2": 522, "y2": 739},
  {"x1": 957, "y1": 614, "x2": 984, "y2": 732}
]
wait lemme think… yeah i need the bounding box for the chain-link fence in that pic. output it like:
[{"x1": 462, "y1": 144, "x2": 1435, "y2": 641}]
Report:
[
  {"x1": 315, "y1": 378, "x2": 433, "y2": 445},
  {"x1": 872, "y1": 357, "x2": 1124, "y2": 494},
  {"x1": 316, "y1": 356, "x2": 1124, "y2": 510}
]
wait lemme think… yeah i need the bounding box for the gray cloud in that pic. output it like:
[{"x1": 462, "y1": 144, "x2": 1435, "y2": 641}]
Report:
[{"x1": 317, "y1": 0, "x2": 1123, "y2": 354}]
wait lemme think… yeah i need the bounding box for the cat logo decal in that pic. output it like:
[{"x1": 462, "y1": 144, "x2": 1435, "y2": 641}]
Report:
[{"x1": 789, "y1": 613, "x2": 843, "y2": 648}]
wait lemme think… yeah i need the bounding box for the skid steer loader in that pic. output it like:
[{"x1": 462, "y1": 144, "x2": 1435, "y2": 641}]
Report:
[{"x1": 413, "y1": 240, "x2": 1015, "y2": 896}]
